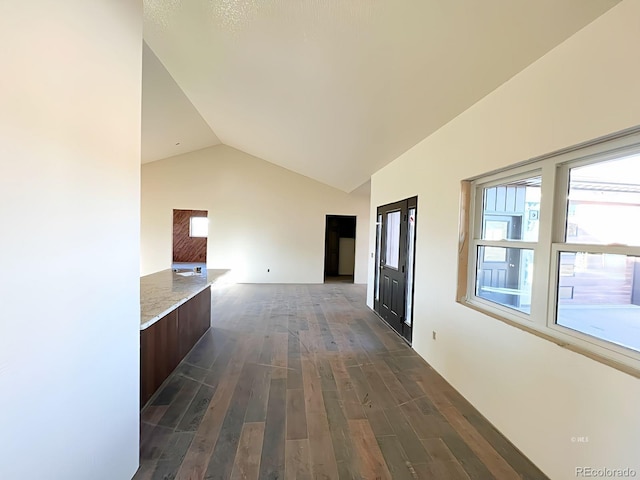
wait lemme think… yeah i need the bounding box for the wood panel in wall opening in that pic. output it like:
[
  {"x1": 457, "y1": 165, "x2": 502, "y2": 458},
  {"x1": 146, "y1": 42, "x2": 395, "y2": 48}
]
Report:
[{"x1": 173, "y1": 209, "x2": 208, "y2": 263}]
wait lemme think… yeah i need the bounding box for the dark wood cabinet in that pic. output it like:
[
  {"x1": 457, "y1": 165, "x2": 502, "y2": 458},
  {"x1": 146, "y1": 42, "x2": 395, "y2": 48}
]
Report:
[
  {"x1": 178, "y1": 287, "x2": 211, "y2": 359},
  {"x1": 140, "y1": 287, "x2": 211, "y2": 406},
  {"x1": 140, "y1": 309, "x2": 178, "y2": 406}
]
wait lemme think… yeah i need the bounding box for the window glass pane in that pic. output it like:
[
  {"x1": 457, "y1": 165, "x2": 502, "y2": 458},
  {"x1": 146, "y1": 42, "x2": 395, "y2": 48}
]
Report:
[
  {"x1": 190, "y1": 217, "x2": 208, "y2": 238},
  {"x1": 556, "y1": 252, "x2": 640, "y2": 352},
  {"x1": 476, "y1": 246, "x2": 534, "y2": 314},
  {"x1": 566, "y1": 154, "x2": 640, "y2": 246},
  {"x1": 385, "y1": 211, "x2": 401, "y2": 269},
  {"x1": 405, "y1": 208, "x2": 416, "y2": 326},
  {"x1": 482, "y1": 176, "x2": 541, "y2": 241}
]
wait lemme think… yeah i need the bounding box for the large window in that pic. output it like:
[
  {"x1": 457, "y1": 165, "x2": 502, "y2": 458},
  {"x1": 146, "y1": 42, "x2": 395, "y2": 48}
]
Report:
[{"x1": 462, "y1": 130, "x2": 640, "y2": 372}]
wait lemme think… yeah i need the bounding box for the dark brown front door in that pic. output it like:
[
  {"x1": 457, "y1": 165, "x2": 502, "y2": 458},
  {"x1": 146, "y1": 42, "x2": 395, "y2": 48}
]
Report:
[{"x1": 374, "y1": 197, "x2": 417, "y2": 343}]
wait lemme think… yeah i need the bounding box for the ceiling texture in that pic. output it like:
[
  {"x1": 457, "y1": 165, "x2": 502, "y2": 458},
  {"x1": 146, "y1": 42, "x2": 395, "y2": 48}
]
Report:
[{"x1": 142, "y1": 0, "x2": 619, "y2": 192}]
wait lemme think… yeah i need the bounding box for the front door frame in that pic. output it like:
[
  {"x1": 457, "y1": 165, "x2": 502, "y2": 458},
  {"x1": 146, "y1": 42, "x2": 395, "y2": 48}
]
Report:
[{"x1": 373, "y1": 196, "x2": 418, "y2": 343}]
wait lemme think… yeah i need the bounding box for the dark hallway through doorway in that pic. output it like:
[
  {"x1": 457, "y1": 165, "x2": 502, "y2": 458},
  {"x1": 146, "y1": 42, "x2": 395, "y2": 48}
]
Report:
[{"x1": 324, "y1": 215, "x2": 356, "y2": 283}]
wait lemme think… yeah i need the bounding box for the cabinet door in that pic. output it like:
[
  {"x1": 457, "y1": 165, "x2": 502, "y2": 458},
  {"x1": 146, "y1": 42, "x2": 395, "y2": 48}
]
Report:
[
  {"x1": 178, "y1": 287, "x2": 212, "y2": 359},
  {"x1": 140, "y1": 309, "x2": 179, "y2": 406}
]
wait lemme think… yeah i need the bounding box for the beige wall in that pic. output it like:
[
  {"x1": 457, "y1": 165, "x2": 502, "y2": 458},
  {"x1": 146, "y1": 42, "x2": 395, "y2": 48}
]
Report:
[
  {"x1": 0, "y1": 2, "x2": 142, "y2": 479},
  {"x1": 368, "y1": 1, "x2": 640, "y2": 478},
  {"x1": 338, "y1": 237, "x2": 356, "y2": 275},
  {"x1": 141, "y1": 145, "x2": 370, "y2": 283}
]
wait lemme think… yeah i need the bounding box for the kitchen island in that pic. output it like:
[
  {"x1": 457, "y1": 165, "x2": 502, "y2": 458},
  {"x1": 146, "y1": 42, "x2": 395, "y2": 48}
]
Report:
[{"x1": 140, "y1": 268, "x2": 229, "y2": 406}]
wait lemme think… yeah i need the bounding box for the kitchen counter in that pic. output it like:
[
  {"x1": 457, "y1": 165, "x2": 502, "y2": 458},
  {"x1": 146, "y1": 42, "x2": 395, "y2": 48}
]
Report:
[{"x1": 140, "y1": 268, "x2": 230, "y2": 330}]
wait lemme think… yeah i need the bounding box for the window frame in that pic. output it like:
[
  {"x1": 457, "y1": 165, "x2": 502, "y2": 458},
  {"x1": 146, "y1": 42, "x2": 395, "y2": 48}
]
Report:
[
  {"x1": 461, "y1": 128, "x2": 640, "y2": 375},
  {"x1": 468, "y1": 168, "x2": 542, "y2": 321}
]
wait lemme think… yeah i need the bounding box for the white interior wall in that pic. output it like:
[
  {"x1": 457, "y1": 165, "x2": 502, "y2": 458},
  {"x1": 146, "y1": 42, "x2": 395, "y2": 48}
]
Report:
[
  {"x1": 141, "y1": 145, "x2": 370, "y2": 284},
  {"x1": 368, "y1": 1, "x2": 640, "y2": 478},
  {"x1": 0, "y1": 2, "x2": 141, "y2": 479}
]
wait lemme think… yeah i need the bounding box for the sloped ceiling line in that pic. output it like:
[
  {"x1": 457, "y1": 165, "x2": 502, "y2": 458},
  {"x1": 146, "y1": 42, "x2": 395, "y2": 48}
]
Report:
[
  {"x1": 141, "y1": 0, "x2": 620, "y2": 192},
  {"x1": 141, "y1": 42, "x2": 221, "y2": 163}
]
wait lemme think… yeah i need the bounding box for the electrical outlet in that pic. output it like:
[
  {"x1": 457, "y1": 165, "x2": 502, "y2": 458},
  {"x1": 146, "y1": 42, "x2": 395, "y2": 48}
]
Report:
[{"x1": 432, "y1": 331, "x2": 437, "y2": 340}]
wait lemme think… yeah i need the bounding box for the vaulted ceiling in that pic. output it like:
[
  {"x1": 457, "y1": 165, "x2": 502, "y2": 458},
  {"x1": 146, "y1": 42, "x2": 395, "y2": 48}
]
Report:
[{"x1": 142, "y1": 0, "x2": 619, "y2": 192}]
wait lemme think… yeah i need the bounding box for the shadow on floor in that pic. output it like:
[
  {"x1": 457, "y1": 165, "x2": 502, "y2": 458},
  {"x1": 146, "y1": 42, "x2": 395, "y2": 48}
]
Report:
[{"x1": 324, "y1": 275, "x2": 354, "y2": 284}]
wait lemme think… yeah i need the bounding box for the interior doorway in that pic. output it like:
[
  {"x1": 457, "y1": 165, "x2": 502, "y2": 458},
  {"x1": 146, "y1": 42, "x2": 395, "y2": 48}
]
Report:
[
  {"x1": 324, "y1": 215, "x2": 357, "y2": 283},
  {"x1": 172, "y1": 209, "x2": 208, "y2": 270},
  {"x1": 373, "y1": 197, "x2": 417, "y2": 343}
]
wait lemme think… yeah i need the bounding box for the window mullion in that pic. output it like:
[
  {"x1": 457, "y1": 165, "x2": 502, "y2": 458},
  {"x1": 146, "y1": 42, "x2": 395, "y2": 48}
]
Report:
[
  {"x1": 529, "y1": 163, "x2": 558, "y2": 325},
  {"x1": 551, "y1": 164, "x2": 570, "y2": 244}
]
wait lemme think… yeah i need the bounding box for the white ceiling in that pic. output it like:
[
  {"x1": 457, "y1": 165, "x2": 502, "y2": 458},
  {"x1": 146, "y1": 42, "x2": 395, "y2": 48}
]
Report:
[
  {"x1": 142, "y1": 0, "x2": 619, "y2": 191},
  {"x1": 141, "y1": 43, "x2": 220, "y2": 163}
]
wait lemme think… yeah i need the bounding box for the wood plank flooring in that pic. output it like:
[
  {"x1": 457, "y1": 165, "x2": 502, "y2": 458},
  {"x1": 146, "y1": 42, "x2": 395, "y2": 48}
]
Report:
[{"x1": 135, "y1": 284, "x2": 548, "y2": 480}]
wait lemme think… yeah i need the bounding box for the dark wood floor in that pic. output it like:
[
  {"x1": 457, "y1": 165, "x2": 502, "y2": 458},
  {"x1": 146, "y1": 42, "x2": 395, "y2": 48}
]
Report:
[{"x1": 134, "y1": 284, "x2": 548, "y2": 480}]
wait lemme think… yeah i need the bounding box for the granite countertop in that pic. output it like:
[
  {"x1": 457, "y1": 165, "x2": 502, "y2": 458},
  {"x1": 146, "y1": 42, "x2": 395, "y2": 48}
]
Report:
[{"x1": 140, "y1": 268, "x2": 230, "y2": 330}]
